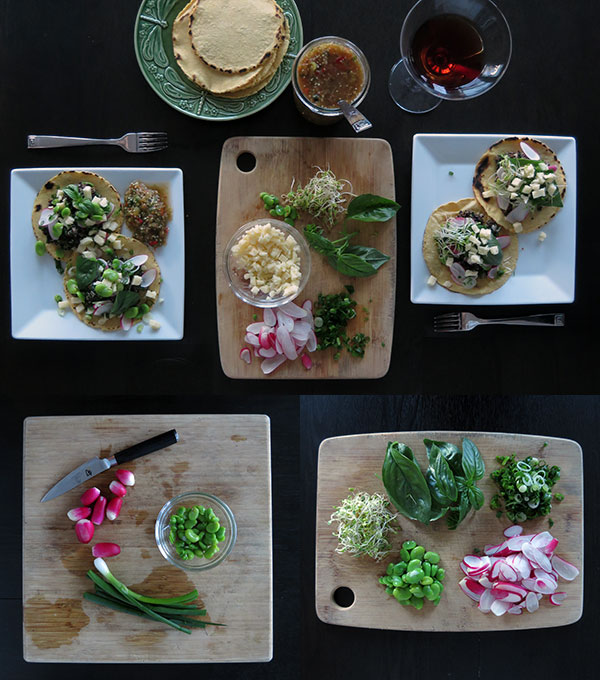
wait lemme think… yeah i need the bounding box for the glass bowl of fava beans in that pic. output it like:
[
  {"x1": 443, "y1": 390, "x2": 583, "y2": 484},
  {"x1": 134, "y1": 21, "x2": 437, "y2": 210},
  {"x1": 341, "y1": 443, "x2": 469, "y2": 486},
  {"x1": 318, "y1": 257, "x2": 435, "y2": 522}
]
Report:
[{"x1": 155, "y1": 492, "x2": 237, "y2": 571}]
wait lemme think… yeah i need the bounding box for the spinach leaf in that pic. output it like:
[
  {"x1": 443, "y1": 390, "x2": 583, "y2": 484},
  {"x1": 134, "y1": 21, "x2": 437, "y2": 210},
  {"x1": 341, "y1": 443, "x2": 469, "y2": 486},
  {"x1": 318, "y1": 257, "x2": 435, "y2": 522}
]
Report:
[
  {"x1": 446, "y1": 492, "x2": 471, "y2": 530},
  {"x1": 467, "y1": 485, "x2": 485, "y2": 511},
  {"x1": 75, "y1": 255, "x2": 101, "y2": 290},
  {"x1": 346, "y1": 194, "x2": 400, "y2": 222},
  {"x1": 344, "y1": 245, "x2": 390, "y2": 271},
  {"x1": 334, "y1": 253, "x2": 378, "y2": 277},
  {"x1": 111, "y1": 290, "x2": 140, "y2": 316},
  {"x1": 382, "y1": 442, "x2": 431, "y2": 524},
  {"x1": 461, "y1": 438, "x2": 485, "y2": 481}
]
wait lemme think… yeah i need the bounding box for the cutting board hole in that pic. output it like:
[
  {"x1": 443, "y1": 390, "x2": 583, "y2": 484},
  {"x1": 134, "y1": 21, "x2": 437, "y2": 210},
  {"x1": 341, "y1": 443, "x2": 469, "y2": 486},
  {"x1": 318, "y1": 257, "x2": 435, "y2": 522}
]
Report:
[
  {"x1": 236, "y1": 152, "x2": 256, "y2": 173},
  {"x1": 332, "y1": 586, "x2": 355, "y2": 609}
]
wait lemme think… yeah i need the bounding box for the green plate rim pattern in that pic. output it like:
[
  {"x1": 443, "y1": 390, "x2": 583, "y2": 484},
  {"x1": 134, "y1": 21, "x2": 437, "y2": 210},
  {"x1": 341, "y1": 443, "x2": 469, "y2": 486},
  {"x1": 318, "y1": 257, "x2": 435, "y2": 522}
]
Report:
[{"x1": 134, "y1": 0, "x2": 303, "y2": 122}]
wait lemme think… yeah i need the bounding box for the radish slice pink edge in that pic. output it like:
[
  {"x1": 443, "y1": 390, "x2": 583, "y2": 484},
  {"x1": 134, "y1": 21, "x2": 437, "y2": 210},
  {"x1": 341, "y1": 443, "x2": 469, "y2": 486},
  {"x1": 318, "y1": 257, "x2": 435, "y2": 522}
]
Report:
[
  {"x1": 460, "y1": 528, "x2": 579, "y2": 616},
  {"x1": 240, "y1": 302, "x2": 316, "y2": 374}
]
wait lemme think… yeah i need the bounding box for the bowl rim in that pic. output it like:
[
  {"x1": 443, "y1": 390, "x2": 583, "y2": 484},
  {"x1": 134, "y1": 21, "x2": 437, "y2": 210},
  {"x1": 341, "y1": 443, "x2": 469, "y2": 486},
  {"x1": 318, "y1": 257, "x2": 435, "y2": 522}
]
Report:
[
  {"x1": 155, "y1": 491, "x2": 237, "y2": 571},
  {"x1": 224, "y1": 217, "x2": 311, "y2": 308}
]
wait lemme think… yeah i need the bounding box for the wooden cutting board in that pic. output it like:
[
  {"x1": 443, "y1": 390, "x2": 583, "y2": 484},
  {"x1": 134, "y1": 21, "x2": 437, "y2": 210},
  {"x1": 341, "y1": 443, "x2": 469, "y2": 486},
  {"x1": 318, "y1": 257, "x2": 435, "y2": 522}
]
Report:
[
  {"x1": 316, "y1": 431, "x2": 583, "y2": 631},
  {"x1": 216, "y1": 137, "x2": 396, "y2": 379},
  {"x1": 23, "y1": 415, "x2": 272, "y2": 662}
]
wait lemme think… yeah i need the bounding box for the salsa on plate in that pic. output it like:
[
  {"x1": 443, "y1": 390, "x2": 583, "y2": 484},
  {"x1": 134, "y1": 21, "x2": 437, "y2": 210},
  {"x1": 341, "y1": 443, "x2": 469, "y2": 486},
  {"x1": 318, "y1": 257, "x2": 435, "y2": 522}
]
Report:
[
  {"x1": 297, "y1": 42, "x2": 364, "y2": 109},
  {"x1": 123, "y1": 181, "x2": 170, "y2": 247}
]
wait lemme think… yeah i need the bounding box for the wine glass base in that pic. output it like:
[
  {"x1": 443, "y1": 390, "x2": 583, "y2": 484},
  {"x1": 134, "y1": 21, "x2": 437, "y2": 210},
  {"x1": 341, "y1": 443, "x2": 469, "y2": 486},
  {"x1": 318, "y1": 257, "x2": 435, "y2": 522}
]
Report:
[{"x1": 388, "y1": 58, "x2": 441, "y2": 113}]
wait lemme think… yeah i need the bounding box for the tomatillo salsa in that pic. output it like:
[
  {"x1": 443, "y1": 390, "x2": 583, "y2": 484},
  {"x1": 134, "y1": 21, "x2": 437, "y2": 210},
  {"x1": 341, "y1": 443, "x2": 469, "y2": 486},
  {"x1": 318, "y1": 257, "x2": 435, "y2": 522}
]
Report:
[{"x1": 297, "y1": 42, "x2": 364, "y2": 109}]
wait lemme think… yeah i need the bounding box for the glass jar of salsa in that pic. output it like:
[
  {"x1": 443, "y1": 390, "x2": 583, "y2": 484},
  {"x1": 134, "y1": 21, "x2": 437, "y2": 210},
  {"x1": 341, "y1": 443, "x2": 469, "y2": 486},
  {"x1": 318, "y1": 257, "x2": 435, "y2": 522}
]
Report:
[{"x1": 292, "y1": 37, "x2": 371, "y2": 125}]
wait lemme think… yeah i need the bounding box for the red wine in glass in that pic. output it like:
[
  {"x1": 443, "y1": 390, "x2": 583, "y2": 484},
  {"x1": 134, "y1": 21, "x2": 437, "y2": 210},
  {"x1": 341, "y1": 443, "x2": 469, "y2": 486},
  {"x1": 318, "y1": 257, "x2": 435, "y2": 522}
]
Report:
[{"x1": 410, "y1": 14, "x2": 485, "y2": 90}]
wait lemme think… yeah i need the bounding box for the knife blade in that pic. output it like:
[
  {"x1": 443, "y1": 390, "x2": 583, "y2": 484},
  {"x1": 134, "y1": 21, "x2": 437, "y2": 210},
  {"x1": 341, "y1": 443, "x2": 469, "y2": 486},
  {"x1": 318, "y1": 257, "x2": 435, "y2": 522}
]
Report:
[{"x1": 40, "y1": 429, "x2": 179, "y2": 502}]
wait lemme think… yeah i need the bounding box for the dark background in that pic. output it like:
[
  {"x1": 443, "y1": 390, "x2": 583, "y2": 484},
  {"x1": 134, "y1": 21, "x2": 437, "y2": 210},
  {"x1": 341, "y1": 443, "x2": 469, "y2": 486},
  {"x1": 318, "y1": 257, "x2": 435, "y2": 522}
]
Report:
[
  {"x1": 0, "y1": 0, "x2": 597, "y2": 678},
  {"x1": 300, "y1": 395, "x2": 597, "y2": 680},
  {"x1": 0, "y1": 0, "x2": 596, "y2": 394}
]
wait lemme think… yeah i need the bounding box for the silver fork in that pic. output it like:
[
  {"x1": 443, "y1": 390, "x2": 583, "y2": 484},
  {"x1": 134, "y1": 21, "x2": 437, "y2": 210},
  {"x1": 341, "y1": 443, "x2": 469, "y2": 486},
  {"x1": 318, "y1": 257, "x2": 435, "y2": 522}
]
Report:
[
  {"x1": 434, "y1": 312, "x2": 566, "y2": 332},
  {"x1": 27, "y1": 132, "x2": 168, "y2": 153}
]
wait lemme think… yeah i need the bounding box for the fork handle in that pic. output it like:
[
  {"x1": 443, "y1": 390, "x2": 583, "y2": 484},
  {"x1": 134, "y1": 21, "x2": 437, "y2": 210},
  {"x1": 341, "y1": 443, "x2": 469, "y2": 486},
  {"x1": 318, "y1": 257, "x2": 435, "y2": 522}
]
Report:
[
  {"x1": 27, "y1": 135, "x2": 116, "y2": 149},
  {"x1": 481, "y1": 313, "x2": 565, "y2": 327}
]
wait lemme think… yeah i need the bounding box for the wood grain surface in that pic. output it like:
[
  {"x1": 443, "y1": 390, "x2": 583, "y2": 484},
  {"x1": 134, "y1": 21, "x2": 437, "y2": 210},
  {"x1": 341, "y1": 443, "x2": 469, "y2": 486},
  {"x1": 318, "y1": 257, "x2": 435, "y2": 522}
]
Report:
[
  {"x1": 23, "y1": 414, "x2": 272, "y2": 663},
  {"x1": 315, "y1": 431, "x2": 583, "y2": 631},
  {"x1": 215, "y1": 136, "x2": 396, "y2": 379}
]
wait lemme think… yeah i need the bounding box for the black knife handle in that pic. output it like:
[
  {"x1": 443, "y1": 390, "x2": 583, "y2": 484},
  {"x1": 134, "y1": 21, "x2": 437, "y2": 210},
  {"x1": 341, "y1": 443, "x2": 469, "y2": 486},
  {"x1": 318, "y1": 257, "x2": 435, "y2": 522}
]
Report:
[{"x1": 114, "y1": 429, "x2": 178, "y2": 466}]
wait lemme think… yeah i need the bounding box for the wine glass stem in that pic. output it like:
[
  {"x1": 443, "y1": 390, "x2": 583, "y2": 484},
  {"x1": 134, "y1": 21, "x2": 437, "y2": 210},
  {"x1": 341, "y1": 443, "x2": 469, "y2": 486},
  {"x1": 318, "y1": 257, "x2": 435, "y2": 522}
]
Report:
[{"x1": 388, "y1": 58, "x2": 441, "y2": 114}]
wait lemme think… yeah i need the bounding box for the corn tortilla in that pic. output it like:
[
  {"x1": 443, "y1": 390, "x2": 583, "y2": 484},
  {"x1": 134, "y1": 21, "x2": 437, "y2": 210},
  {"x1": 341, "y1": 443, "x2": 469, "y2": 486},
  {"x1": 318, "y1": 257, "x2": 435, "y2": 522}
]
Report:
[
  {"x1": 64, "y1": 236, "x2": 161, "y2": 332},
  {"x1": 172, "y1": 0, "x2": 281, "y2": 94},
  {"x1": 473, "y1": 137, "x2": 567, "y2": 234},
  {"x1": 423, "y1": 198, "x2": 519, "y2": 296},
  {"x1": 189, "y1": 0, "x2": 285, "y2": 74},
  {"x1": 32, "y1": 171, "x2": 123, "y2": 261}
]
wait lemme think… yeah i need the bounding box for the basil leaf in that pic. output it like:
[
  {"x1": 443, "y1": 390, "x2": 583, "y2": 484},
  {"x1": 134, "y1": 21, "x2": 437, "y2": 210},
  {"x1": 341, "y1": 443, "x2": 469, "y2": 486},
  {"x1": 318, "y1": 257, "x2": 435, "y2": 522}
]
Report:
[
  {"x1": 63, "y1": 184, "x2": 81, "y2": 202},
  {"x1": 423, "y1": 439, "x2": 463, "y2": 476},
  {"x1": 382, "y1": 442, "x2": 432, "y2": 524},
  {"x1": 344, "y1": 245, "x2": 390, "y2": 271},
  {"x1": 446, "y1": 492, "x2": 471, "y2": 530},
  {"x1": 75, "y1": 255, "x2": 101, "y2": 290},
  {"x1": 454, "y1": 475, "x2": 468, "y2": 492},
  {"x1": 111, "y1": 290, "x2": 140, "y2": 316},
  {"x1": 461, "y1": 438, "x2": 485, "y2": 481},
  {"x1": 428, "y1": 498, "x2": 448, "y2": 522},
  {"x1": 346, "y1": 193, "x2": 400, "y2": 222},
  {"x1": 433, "y1": 448, "x2": 458, "y2": 503},
  {"x1": 467, "y1": 486, "x2": 485, "y2": 511},
  {"x1": 483, "y1": 234, "x2": 503, "y2": 266},
  {"x1": 304, "y1": 224, "x2": 336, "y2": 256},
  {"x1": 334, "y1": 253, "x2": 378, "y2": 278}
]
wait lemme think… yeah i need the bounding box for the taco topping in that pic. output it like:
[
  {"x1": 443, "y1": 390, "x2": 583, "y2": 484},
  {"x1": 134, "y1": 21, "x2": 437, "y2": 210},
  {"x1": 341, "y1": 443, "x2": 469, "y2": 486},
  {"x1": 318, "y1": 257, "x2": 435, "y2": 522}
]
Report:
[
  {"x1": 123, "y1": 181, "x2": 170, "y2": 248},
  {"x1": 39, "y1": 182, "x2": 119, "y2": 252},
  {"x1": 482, "y1": 141, "x2": 564, "y2": 223},
  {"x1": 65, "y1": 251, "x2": 159, "y2": 330},
  {"x1": 433, "y1": 210, "x2": 510, "y2": 288}
]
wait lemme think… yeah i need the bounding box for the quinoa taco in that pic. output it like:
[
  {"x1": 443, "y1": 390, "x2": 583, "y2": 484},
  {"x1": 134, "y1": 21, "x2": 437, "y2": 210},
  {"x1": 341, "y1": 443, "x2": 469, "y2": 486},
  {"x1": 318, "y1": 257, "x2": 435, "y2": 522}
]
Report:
[
  {"x1": 473, "y1": 137, "x2": 566, "y2": 234},
  {"x1": 423, "y1": 198, "x2": 519, "y2": 295},
  {"x1": 63, "y1": 236, "x2": 161, "y2": 332},
  {"x1": 32, "y1": 171, "x2": 123, "y2": 261}
]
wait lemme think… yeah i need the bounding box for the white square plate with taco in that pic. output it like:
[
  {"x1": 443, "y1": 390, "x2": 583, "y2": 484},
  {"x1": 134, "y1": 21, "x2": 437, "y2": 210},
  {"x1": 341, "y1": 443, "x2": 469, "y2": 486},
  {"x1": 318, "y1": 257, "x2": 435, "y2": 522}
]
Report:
[
  {"x1": 10, "y1": 167, "x2": 184, "y2": 339},
  {"x1": 410, "y1": 134, "x2": 576, "y2": 305}
]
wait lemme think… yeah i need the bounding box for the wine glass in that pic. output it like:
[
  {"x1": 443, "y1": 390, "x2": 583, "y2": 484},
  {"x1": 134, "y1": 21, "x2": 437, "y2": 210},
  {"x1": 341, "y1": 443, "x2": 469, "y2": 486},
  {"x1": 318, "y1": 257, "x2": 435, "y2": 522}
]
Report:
[{"x1": 389, "y1": 0, "x2": 512, "y2": 113}]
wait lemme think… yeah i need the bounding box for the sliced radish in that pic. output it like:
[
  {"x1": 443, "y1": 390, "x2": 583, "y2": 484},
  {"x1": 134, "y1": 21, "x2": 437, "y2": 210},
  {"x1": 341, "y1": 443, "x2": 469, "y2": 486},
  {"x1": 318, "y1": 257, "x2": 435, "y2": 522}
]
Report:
[
  {"x1": 506, "y1": 203, "x2": 530, "y2": 224},
  {"x1": 39, "y1": 208, "x2": 58, "y2": 228},
  {"x1": 276, "y1": 310, "x2": 294, "y2": 332},
  {"x1": 261, "y1": 354, "x2": 286, "y2": 375},
  {"x1": 551, "y1": 555, "x2": 579, "y2": 581},
  {"x1": 279, "y1": 301, "x2": 307, "y2": 318},
  {"x1": 503, "y1": 525, "x2": 523, "y2": 538},
  {"x1": 496, "y1": 235, "x2": 511, "y2": 249},
  {"x1": 93, "y1": 301, "x2": 113, "y2": 316},
  {"x1": 276, "y1": 326, "x2": 297, "y2": 360},
  {"x1": 490, "y1": 599, "x2": 511, "y2": 616},
  {"x1": 459, "y1": 578, "x2": 485, "y2": 602},
  {"x1": 301, "y1": 354, "x2": 312, "y2": 370},
  {"x1": 520, "y1": 140, "x2": 540, "y2": 160},
  {"x1": 244, "y1": 333, "x2": 260, "y2": 347},
  {"x1": 258, "y1": 347, "x2": 276, "y2": 358},
  {"x1": 240, "y1": 348, "x2": 251, "y2": 364},
  {"x1": 507, "y1": 606, "x2": 523, "y2": 615},
  {"x1": 246, "y1": 322, "x2": 264, "y2": 334},
  {"x1": 140, "y1": 269, "x2": 157, "y2": 287},
  {"x1": 549, "y1": 592, "x2": 567, "y2": 606},
  {"x1": 125, "y1": 254, "x2": 148, "y2": 268},
  {"x1": 525, "y1": 591, "x2": 539, "y2": 613},
  {"x1": 478, "y1": 588, "x2": 496, "y2": 613},
  {"x1": 120, "y1": 316, "x2": 132, "y2": 331},
  {"x1": 302, "y1": 300, "x2": 312, "y2": 313},
  {"x1": 496, "y1": 194, "x2": 510, "y2": 211},
  {"x1": 263, "y1": 308, "x2": 276, "y2": 326}
]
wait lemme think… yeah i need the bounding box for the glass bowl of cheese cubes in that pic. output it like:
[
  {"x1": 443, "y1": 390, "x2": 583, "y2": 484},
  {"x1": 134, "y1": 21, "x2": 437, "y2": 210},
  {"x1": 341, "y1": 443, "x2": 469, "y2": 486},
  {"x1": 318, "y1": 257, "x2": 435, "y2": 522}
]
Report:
[{"x1": 224, "y1": 218, "x2": 311, "y2": 307}]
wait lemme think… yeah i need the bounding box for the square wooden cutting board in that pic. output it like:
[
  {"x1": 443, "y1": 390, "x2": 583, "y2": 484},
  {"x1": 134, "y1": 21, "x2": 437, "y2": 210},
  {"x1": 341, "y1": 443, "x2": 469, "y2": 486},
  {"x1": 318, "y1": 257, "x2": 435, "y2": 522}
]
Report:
[
  {"x1": 316, "y1": 431, "x2": 583, "y2": 631},
  {"x1": 23, "y1": 414, "x2": 272, "y2": 662},
  {"x1": 216, "y1": 136, "x2": 396, "y2": 379}
]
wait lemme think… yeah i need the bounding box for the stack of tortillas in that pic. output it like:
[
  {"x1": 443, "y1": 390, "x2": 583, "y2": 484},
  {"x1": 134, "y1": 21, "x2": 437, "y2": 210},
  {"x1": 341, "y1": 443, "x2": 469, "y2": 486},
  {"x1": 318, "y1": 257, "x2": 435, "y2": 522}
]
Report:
[{"x1": 172, "y1": 0, "x2": 289, "y2": 99}]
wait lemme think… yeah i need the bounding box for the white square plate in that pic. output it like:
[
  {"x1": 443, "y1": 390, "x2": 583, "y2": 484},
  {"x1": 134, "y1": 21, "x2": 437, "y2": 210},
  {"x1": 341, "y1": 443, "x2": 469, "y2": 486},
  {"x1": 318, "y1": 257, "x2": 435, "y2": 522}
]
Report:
[
  {"x1": 10, "y1": 167, "x2": 184, "y2": 339},
  {"x1": 410, "y1": 134, "x2": 577, "y2": 305}
]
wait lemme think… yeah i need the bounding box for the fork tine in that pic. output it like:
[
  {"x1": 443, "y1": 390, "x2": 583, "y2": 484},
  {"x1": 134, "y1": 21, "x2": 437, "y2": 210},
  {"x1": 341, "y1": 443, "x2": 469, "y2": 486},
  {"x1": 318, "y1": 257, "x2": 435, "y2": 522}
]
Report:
[
  {"x1": 433, "y1": 312, "x2": 460, "y2": 321},
  {"x1": 137, "y1": 145, "x2": 168, "y2": 153},
  {"x1": 138, "y1": 132, "x2": 168, "y2": 140}
]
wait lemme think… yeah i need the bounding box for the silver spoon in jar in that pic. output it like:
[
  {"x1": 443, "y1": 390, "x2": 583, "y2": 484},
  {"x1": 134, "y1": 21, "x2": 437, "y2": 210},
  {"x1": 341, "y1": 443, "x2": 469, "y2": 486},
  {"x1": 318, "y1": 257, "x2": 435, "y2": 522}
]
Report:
[{"x1": 337, "y1": 99, "x2": 372, "y2": 133}]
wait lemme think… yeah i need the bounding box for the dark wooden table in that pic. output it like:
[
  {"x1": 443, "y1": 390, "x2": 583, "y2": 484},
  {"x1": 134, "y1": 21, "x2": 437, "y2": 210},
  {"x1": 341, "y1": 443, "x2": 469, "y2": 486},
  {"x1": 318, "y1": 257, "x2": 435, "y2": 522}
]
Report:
[{"x1": 0, "y1": 0, "x2": 597, "y2": 677}]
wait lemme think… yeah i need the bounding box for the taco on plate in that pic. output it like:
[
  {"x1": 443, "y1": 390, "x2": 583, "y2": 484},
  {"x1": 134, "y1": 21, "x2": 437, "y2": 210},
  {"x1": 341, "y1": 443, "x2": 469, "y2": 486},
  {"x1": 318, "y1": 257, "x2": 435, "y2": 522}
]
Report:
[
  {"x1": 32, "y1": 171, "x2": 123, "y2": 261},
  {"x1": 423, "y1": 198, "x2": 519, "y2": 295},
  {"x1": 473, "y1": 137, "x2": 566, "y2": 234},
  {"x1": 63, "y1": 236, "x2": 160, "y2": 332}
]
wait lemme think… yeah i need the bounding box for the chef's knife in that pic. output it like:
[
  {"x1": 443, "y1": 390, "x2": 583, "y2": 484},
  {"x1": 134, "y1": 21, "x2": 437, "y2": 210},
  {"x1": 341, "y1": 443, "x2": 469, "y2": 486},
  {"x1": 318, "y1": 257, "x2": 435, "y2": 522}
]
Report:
[{"x1": 40, "y1": 429, "x2": 179, "y2": 502}]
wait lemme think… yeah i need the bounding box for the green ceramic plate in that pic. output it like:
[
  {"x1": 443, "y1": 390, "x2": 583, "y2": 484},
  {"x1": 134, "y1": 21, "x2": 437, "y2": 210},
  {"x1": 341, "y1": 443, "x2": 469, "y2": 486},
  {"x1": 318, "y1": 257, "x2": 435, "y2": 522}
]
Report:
[{"x1": 134, "y1": 0, "x2": 303, "y2": 121}]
